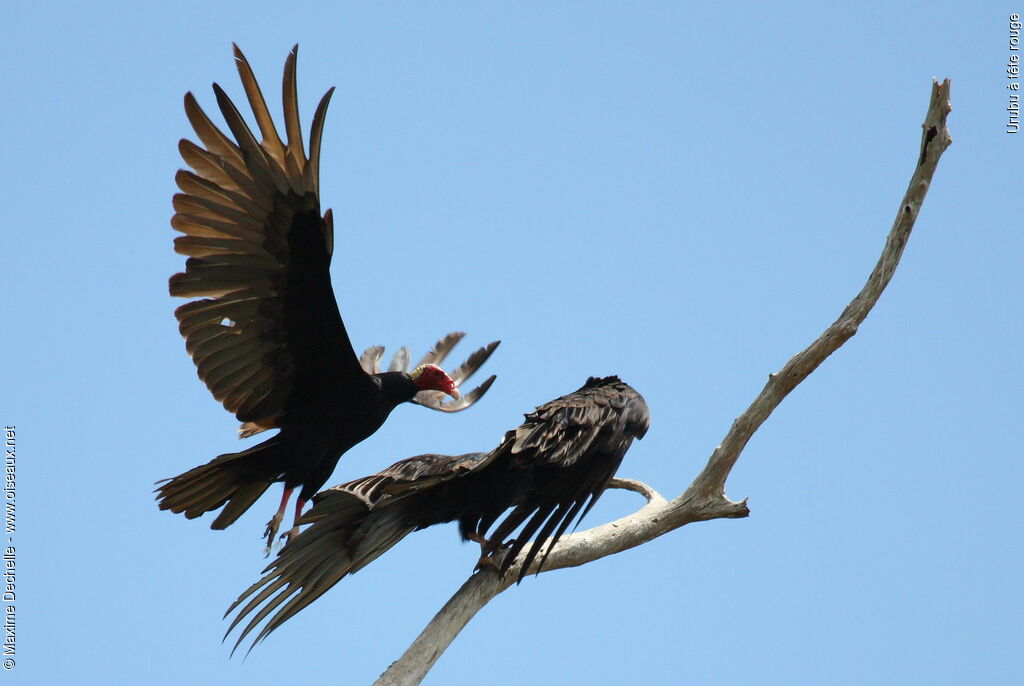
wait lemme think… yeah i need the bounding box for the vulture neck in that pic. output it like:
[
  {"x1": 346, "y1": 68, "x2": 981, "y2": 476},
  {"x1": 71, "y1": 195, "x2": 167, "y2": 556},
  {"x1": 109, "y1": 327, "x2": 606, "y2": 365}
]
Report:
[{"x1": 374, "y1": 371, "x2": 420, "y2": 408}]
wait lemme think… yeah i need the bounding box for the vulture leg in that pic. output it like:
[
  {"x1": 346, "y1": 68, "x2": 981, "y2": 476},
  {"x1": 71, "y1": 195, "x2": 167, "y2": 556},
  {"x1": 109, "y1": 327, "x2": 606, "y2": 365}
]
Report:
[
  {"x1": 263, "y1": 486, "x2": 294, "y2": 556},
  {"x1": 278, "y1": 497, "x2": 307, "y2": 546},
  {"x1": 466, "y1": 531, "x2": 501, "y2": 572}
]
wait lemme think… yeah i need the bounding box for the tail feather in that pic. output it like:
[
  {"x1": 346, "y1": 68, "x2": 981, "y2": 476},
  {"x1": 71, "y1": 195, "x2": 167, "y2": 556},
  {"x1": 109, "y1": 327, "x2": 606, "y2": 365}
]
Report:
[
  {"x1": 156, "y1": 437, "x2": 284, "y2": 528},
  {"x1": 211, "y1": 481, "x2": 273, "y2": 529}
]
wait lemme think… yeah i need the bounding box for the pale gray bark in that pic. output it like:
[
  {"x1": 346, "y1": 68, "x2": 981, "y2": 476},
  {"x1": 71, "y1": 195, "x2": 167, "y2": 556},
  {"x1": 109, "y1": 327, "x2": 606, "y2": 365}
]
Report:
[{"x1": 375, "y1": 79, "x2": 953, "y2": 686}]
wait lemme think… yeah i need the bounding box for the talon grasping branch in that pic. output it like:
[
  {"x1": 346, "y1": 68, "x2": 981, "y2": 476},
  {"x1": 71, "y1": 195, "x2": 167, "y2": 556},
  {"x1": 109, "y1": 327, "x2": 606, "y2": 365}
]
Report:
[{"x1": 154, "y1": 45, "x2": 499, "y2": 550}]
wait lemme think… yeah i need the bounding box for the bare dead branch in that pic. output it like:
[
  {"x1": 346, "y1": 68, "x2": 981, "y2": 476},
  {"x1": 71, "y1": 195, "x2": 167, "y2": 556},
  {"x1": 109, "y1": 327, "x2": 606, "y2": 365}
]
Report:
[
  {"x1": 374, "y1": 78, "x2": 952, "y2": 686},
  {"x1": 607, "y1": 477, "x2": 666, "y2": 504}
]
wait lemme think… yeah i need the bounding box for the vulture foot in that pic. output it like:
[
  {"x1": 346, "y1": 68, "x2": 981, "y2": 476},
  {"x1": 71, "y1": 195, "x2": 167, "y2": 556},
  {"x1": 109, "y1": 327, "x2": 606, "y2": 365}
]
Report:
[
  {"x1": 279, "y1": 525, "x2": 300, "y2": 547},
  {"x1": 263, "y1": 513, "x2": 283, "y2": 557}
]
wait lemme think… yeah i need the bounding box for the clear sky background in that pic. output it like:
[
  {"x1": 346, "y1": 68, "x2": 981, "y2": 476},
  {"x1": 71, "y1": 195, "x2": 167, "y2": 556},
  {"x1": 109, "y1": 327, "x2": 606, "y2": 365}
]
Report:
[{"x1": 4, "y1": 2, "x2": 1020, "y2": 684}]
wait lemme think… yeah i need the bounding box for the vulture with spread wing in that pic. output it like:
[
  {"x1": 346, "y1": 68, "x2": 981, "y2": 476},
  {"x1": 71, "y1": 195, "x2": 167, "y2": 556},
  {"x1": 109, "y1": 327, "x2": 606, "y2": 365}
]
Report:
[
  {"x1": 224, "y1": 376, "x2": 649, "y2": 652},
  {"x1": 155, "y1": 46, "x2": 498, "y2": 551}
]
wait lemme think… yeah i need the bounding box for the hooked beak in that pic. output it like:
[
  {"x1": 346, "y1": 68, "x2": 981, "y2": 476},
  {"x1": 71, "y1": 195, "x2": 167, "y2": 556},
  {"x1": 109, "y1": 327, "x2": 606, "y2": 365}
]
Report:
[{"x1": 446, "y1": 385, "x2": 461, "y2": 400}]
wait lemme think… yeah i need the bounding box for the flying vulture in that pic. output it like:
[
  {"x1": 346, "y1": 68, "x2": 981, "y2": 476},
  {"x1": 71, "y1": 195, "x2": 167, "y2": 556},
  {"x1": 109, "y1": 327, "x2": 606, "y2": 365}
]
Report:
[
  {"x1": 224, "y1": 376, "x2": 649, "y2": 652},
  {"x1": 155, "y1": 45, "x2": 499, "y2": 551}
]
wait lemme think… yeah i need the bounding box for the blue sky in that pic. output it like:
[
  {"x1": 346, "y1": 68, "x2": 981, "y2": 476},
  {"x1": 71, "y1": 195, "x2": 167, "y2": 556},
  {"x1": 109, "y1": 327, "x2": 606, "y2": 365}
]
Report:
[{"x1": 5, "y1": 2, "x2": 1020, "y2": 684}]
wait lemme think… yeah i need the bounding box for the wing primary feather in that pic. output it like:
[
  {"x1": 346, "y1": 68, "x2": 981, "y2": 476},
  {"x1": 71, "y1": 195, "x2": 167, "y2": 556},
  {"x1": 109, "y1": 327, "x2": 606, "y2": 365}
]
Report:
[
  {"x1": 231, "y1": 582, "x2": 299, "y2": 656},
  {"x1": 413, "y1": 374, "x2": 496, "y2": 412},
  {"x1": 211, "y1": 83, "x2": 289, "y2": 195},
  {"x1": 281, "y1": 45, "x2": 307, "y2": 182},
  {"x1": 358, "y1": 346, "x2": 384, "y2": 375},
  {"x1": 534, "y1": 497, "x2": 589, "y2": 575},
  {"x1": 307, "y1": 88, "x2": 335, "y2": 195},
  {"x1": 231, "y1": 44, "x2": 287, "y2": 165},
  {"x1": 183, "y1": 93, "x2": 246, "y2": 171},
  {"x1": 447, "y1": 340, "x2": 500, "y2": 385},
  {"x1": 388, "y1": 346, "x2": 410, "y2": 372},
  {"x1": 414, "y1": 331, "x2": 465, "y2": 368},
  {"x1": 497, "y1": 503, "x2": 558, "y2": 578},
  {"x1": 517, "y1": 501, "x2": 575, "y2": 582},
  {"x1": 224, "y1": 575, "x2": 292, "y2": 638}
]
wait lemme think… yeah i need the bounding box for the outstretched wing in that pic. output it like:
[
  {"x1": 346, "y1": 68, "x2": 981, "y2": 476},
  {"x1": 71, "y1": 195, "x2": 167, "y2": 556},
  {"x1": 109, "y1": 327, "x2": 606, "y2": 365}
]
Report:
[
  {"x1": 484, "y1": 376, "x2": 650, "y2": 581},
  {"x1": 223, "y1": 452, "x2": 490, "y2": 653},
  {"x1": 359, "y1": 332, "x2": 500, "y2": 412},
  {"x1": 170, "y1": 45, "x2": 372, "y2": 433}
]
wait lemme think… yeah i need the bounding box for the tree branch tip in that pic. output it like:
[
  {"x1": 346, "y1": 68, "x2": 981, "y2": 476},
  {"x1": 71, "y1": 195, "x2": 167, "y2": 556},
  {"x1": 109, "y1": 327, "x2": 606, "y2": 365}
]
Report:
[
  {"x1": 608, "y1": 477, "x2": 665, "y2": 504},
  {"x1": 930, "y1": 77, "x2": 951, "y2": 97}
]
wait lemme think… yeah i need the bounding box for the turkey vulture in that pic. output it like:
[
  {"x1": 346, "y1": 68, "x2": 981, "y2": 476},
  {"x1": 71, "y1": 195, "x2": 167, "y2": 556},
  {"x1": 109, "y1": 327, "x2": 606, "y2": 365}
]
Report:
[
  {"x1": 224, "y1": 376, "x2": 649, "y2": 651},
  {"x1": 155, "y1": 45, "x2": 499, "y2": 551}
]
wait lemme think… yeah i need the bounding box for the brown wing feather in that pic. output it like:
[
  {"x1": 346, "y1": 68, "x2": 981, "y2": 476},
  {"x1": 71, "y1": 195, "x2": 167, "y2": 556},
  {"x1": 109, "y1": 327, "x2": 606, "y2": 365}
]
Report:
[
  {"x1": 224, "y1": 452, "x2": 490, "y2": 653},
  {"x1": 170, "y1": 45, "x2": 372, "y2": 429}
]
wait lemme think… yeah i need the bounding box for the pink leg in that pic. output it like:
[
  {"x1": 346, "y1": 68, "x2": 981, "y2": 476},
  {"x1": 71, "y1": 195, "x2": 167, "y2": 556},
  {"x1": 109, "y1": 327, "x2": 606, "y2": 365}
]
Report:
[
  {"x1": 466, "y1": 532, "x2": 500, "y2": 572},
  {"x1": 279, "y1": 498, "x2": 307, "y2": 546},
  {"x1": 263, "y1": 486, "x2": 293, "y2": 556}
]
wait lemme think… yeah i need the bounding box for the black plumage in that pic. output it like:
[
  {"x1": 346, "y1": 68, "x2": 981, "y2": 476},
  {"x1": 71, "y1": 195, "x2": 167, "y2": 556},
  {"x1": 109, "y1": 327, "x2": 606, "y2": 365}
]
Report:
[
  {"x1": 155, "y1": 45, "x2": 498, "y2": 548},
  {"x1": 224, "y1": 376, "x2": 649, "y2": 651}
]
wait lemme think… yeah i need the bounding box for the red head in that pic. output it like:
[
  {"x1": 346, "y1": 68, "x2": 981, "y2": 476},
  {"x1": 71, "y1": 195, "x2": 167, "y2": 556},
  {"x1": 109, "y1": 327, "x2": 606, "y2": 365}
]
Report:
[{"x1": 410, "y1": 364, "x2": 460, "y2": 399}]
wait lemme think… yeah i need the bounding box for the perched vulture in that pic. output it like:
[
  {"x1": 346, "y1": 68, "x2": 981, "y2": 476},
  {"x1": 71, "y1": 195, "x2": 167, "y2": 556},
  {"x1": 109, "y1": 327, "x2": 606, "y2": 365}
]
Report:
[
  {"x1": 155, "y1": 45, "x2": 499, "y2": 551},
  {"x1": 224, "y1": 376, "x2": 649, "y2": 652}
]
